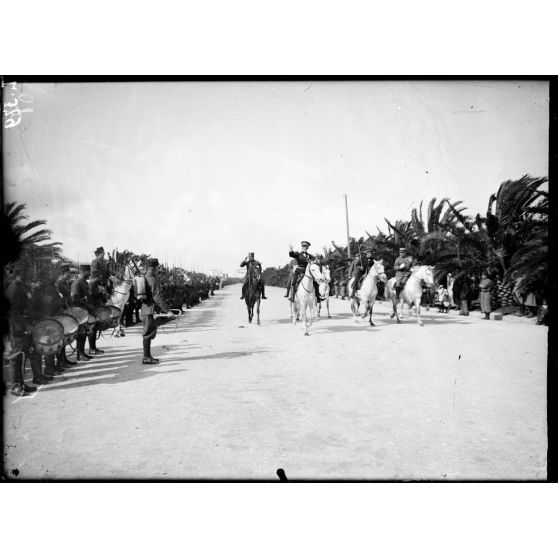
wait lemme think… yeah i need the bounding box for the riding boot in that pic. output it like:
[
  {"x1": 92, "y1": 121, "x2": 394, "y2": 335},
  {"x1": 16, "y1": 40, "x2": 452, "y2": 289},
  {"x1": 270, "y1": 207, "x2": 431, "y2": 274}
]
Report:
[
  {"x1": 88, "y1": 327, "x2": 104, "y2": 355},
  {"x1": 284, "y1": 286, "x2": 290, "y2": 298},
  {"x1": 142, "y1": 339, "x2": 159, "y2": 365},
  {"x1": 76, "y1": 335, "x2": 92, "y2": 360},
  {"x1": 9, "y1": 354, "x2": 38, "y2": 395},
  {"x1": 30, "y1": 355, "x2": 52, "y2": 385},
  {"x1": 261, "y1": 284, "x2": 267, "y2": 299}
]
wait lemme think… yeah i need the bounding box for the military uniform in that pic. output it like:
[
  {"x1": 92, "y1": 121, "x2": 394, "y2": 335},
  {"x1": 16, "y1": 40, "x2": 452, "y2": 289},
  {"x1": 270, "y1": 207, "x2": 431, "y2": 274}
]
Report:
[
  {"x1": 90, "y1": 253, "x2": 110, "y2": 307},
  {"x1": 55, "y1": 264, "x2": 77, "y2": 368},
  {"x1": 393, "y1": 253, "x2": 414, "y2": 295},
  {"x1": 6, "y1": 270, "x2": 50, "y2": 394},
  {"x1": 240, "y1": 257, "x2": 266, "y2": 299},
  {"x1": 71, "y1": 265, "x2": 97, "y2": 358},
  {"x1": 30, "y1": 279, "x2": 66, "y2": 375},
  {"x1": 141, "y1": 258, "x2": 169, "y2": 364},
  {"x1": 288, "y1": 245, "x2": 315, "y2": 302}
]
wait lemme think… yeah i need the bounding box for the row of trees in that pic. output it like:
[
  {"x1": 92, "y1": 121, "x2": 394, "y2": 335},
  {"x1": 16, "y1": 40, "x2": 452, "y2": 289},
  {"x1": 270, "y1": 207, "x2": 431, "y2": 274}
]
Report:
[
  {"x1": 2, "y1": 203, "x2": 221, "y2": 311},
  {"x1": 263, "y1": 175, "x2": 549, "y2": 299}
]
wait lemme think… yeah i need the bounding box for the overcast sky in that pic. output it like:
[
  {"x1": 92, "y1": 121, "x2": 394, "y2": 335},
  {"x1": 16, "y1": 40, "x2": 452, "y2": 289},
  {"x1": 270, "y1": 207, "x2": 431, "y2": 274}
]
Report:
[{"x1": 4, "y1": 80, "x2": 549, "y2": 275}]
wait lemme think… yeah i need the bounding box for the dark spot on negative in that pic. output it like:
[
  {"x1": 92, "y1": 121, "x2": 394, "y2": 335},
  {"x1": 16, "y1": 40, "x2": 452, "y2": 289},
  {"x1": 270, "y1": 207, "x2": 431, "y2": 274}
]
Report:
[
  {"x1": 277, "y1": 468, "x2": 288, "y2": 481},
  {"x1": 12, "y1": 468, "x2": 19, "y2": 477}
]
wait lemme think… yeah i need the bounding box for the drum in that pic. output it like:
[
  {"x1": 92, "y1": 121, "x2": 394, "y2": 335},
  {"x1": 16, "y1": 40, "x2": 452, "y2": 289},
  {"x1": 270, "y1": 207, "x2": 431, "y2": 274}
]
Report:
[
  {"x1": 64, "y1": 306, "x2": 89, "y2": 334},
  {"x1": 106, "y1": 305, "x2": 121, "y2": 328},
  {"x1": 54, "y1": 313, "x2": 79, "y2": 345},
  {"x1": 32, "y1": 319, "x2": 64, "y2": 356},
  {"x1": 94, "y1": 306, "x2": 112, "y2": 331}
]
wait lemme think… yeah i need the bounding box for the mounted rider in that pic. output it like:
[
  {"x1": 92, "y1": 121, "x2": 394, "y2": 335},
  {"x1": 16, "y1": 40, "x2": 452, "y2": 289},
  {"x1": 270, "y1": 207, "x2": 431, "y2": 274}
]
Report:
[
  {"x1": 348, "y1": 248, "x2": 374, "y2": 298},
  {"x1": 90, "y1": 246, "x2": 111, "y2": 306},
  {"x1": 240, "y1": 252, "x2": 267, "y2": 300},
  {"x1": 288, "y1": 241, "x2": 318, "y2": 303},
  {"x1": 393, "y1": 246, "x2": 415, "y2": 297}
]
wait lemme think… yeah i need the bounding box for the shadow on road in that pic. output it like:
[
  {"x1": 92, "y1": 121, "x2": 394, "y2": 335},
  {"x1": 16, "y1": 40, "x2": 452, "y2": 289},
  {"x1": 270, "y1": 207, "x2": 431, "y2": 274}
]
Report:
[{"x1": 39, "y1": 343, "x2": 270, "y2": 392}]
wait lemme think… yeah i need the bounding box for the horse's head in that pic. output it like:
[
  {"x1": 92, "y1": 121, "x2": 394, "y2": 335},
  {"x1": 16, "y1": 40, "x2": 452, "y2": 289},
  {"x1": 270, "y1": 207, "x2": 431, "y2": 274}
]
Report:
[
  {"x1": 322, "y1": 265, "x2": 331, "y2": 283},
  {"x1": 308, "y1": 262, "x2": 325, "y2": 283},
  {"x1": 416, "y1": 265, "x2": 435, "y2": 288},
  {"x1": 372, "y1": 259, "x2": 387, "y2": 282}
]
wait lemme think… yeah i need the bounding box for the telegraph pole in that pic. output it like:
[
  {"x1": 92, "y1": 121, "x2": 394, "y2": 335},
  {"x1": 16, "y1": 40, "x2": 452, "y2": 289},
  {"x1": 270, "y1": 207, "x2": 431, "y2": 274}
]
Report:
[{"x1": 344, "y1": 193, "x2": 351, "y2": 258}]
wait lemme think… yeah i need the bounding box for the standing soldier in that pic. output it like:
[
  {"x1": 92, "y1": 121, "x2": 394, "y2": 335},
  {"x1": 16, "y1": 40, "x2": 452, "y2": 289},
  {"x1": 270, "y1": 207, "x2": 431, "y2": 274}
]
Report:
[
  {"x1": 71, "y1": 264, "x2": 95, "y2": 360},
  {"x1": 30, "y1": 270, "x2": 66, "y2": 376},
  {"x1": 55, "y1": 262, "x2": 77, "y2": 368},
  {"x1": 141, "y1": 258, "x2": 172, "y2": 365},
  {"x1": 239, "y1": 252, "x2": 267, "y2": 300},
  {"x1": 6, "y1": 262, "x2": 51, "y2": 395},
  {"x1": 393, "y1": 246, "x2": 415, "y2": 298},
  {"x1": 288, "y1": 241, "x2": 316, "y2": 303}
]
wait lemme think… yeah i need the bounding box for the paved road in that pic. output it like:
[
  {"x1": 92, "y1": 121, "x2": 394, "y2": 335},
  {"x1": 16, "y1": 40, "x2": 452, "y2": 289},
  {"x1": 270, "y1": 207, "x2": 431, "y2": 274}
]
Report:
[{"x1": 4, "y1": 285, "x2": 547, "y2": 480}]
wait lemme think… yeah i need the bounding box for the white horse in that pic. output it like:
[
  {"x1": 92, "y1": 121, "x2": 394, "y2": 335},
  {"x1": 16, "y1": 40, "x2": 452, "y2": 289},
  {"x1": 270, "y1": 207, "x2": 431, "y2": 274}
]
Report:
[
  {"x1": 107, "y1": 262, "x2": 137, "y2": 337},
  {"x1": 349, "y1": 260, "x2": 387, "y2": 326},
  {"x1": 384, "y1": 265, "x2": 435, "y2": 326},
  {"x1": 317, "y1": 265, "x2": 331, "y2": 318},
  {"x1": 292, "y1": 262, "x2": 327, "y2": 335}
]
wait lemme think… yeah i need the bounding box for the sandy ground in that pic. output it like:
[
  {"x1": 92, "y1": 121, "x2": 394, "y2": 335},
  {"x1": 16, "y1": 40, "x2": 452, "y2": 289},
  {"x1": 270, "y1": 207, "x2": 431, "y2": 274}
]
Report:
[{"x1": 3, "y1": 284, "x2": 547, "y2": 480}]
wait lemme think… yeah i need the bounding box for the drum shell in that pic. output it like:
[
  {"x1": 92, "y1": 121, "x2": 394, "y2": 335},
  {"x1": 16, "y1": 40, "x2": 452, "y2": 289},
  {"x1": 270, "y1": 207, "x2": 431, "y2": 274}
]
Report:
[
  {"x1": 55, "y1": 313, "x2": 80, "y2": 344},
  {"x1": 94, "y1": 306, "x2": 112, "y2": 331},
  {"x1": 32, "y1": 319, "x2": 64, "y2": 356},
  {"x1": 65, "y1": 306, "x2": 89, "y2": 334}
]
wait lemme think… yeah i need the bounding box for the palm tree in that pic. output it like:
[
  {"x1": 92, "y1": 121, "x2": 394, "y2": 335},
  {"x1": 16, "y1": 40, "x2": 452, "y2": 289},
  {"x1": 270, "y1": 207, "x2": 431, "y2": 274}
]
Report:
[{"x1": 3, "y1": 202, "x2": 63, "y2": 274}]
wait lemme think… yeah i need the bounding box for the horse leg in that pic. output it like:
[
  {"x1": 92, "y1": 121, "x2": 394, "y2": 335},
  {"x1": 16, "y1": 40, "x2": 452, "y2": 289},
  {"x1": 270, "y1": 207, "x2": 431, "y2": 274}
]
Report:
[
  {"x1": 303, "y1": 305, "x2": 309, "y2": 336},
  {"x1": 326, "y1": 297, "x2": 331, "y2": 318},
  {"x1": 352, "y1": 297, "x2": 359, "y2": 322},
  {"x1": 369, "y1": 300, "x2": 375, "y2": 326},
  {"x1": 416, "y1": 297, "x2": 423, "y2": 326},
  {"x1": 257, "y1": 297, "x2": 261, "y2": 325},
  {"x1": 317, "y1": 301, "x2": 321, "y2": 317}
]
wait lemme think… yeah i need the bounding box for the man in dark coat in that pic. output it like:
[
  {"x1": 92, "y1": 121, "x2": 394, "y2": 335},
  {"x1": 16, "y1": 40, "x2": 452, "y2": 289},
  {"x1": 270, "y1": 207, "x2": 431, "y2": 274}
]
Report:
[
  {"x1": 239, "y1": 252, "x2": 267, "y2": 300},
  {"x1": 348, "y1": 249, "x2": 374, "y2": 298},
  {"x1": 90, "y1": 246, "x2": 110, "y2": 306},
  {"x1": 55, "y1": 262, "x2": 77, "y2": 368},
  {"x1": 141, "y1": 258, "x2": 172, "y2": 365},
  {"x1": 71, "y1": 264, "x2": 96, "y2": 360},
  {"x1": 393, "y1": 246, "x2": 415, "y2": 297},
  {"x1": 288, "y1": 241, "x2": 316, "y2": 302},
  {"x1": 5, "y1": 261, "x2": 50, "y2": 395}
]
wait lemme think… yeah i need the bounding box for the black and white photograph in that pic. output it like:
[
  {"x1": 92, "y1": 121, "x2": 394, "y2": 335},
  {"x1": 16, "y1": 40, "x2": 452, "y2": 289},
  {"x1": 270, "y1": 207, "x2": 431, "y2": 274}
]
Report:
[{"x1": 2, "y1": 79, "x2": 550, "y2": 481}]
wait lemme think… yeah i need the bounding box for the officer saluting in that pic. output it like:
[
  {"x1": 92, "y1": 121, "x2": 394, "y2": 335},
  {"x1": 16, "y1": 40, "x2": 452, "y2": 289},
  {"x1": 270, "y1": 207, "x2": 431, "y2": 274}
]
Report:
[
  {"x1": 140, "y1": 258, "x2": 172, "y2": 365},
  {"x1": 288, "y1": 241, "x2": 316, "y2": 303},
  {"x1": 239, "y1": 252, "x2": 267, "y2": 300}
]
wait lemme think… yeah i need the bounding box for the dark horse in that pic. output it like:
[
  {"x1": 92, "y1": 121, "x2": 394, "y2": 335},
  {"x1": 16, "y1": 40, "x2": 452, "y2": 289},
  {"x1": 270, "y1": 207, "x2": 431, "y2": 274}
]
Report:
[{"x1": 244, "y1": 269, "x2": 262, "y2": 325}]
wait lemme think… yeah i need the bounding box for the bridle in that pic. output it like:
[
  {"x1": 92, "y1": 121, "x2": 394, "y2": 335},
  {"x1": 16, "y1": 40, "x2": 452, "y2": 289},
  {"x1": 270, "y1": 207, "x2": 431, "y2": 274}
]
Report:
[
  {"x1": 406, "y1": 266, "x2": 432, "y2": 289},
  {"x1": 299, "y1": 263, "x2": 323, "y2": 294}
]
